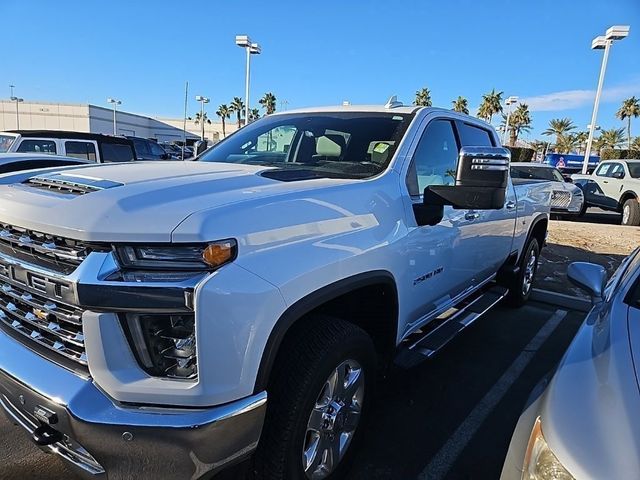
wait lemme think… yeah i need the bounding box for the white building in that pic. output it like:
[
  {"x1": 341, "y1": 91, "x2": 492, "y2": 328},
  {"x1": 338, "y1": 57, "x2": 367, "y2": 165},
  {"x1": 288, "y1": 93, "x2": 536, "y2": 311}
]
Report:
[{"x1": 0, "y1": 100, "x2": 238, "y2": 144}]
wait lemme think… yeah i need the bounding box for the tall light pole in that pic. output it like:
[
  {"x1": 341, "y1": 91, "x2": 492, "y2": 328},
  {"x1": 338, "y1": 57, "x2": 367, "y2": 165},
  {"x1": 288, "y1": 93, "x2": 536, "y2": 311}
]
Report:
[
  {"x1": 502, "y1": 96, "x2": 518, "y2": 145},
  {"x1": 195, "y1": 95, "x2": 210, "y2": 141},
  {"x1": 10, "y1": 96, "x2": 23, "y2": 129},
  {"x1": 235, "y1": 35, "x2": 261, "y2": 127},
  {"x1": 582, "y1": 25, "x2": 630, "y2": 174},
  {"x1": 107, "y1": 98, "x2": 122, "y2": 135},
  {"x1": 9, "y1": 85, "x2": 15, "y2": 98}
]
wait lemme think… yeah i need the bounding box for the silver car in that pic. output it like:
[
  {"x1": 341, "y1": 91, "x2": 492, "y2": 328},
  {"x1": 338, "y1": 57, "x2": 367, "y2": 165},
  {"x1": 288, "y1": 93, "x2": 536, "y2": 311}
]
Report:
[
  {"x1": 511, "y1": 163, "x2": 584, "y2": 216},
  {"x1": 501, "y1": 248, "x2": 640, "y2": 479}
]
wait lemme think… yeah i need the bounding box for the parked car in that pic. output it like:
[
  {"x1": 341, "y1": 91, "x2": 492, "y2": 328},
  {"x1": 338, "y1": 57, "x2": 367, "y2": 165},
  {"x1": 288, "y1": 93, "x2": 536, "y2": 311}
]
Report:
[
  {"x1": 0, "y1": 102, "x2": 551, "y2": 480},
  {"x1": 501, "y1": 248, "x2": 640, "y2": 480},
  {"x1": 572, "y1": 159, "x2": 640, "y2": 226},
  {"x1": 127, "y1": 136, "x2": 172, "y2": 161},
  {"x1": 0, "y1": 130, "x2": 137, "y2": 163},
  {"x1": 0, "y1": 153, "x2": 89, "y2": 175},
  {"x1": 511, "y1": 162, "x2": 584, "y2": 216}
]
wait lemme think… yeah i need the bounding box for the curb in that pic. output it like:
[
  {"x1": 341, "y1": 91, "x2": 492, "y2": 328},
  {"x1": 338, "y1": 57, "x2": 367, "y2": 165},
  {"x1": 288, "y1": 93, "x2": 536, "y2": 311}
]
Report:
[{"x1": 531, "y1": 288, "x2": 592, "y2": 312}]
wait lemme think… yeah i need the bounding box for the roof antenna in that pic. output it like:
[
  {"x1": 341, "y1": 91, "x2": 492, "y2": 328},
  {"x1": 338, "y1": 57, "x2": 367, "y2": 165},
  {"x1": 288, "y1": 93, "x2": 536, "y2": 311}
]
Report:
[{"x1": 384, "y1": 95, "x2": 403, "y2": 109}]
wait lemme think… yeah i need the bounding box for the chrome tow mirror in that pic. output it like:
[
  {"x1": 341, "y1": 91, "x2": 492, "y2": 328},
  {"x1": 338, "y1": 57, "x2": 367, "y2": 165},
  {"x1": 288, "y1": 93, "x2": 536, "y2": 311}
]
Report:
[{"x1": 567, "y1": 262, "x2": 607, "y2": 302}]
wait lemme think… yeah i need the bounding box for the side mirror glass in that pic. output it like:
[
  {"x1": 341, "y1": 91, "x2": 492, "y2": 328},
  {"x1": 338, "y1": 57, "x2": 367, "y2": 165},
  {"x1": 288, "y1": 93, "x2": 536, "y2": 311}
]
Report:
[
  {"x1": 424, "y1": 146, "x2": 510, "y2": 210},
  {"x1": 567, "y1": 262, "x2": 607, "y2": 301}
]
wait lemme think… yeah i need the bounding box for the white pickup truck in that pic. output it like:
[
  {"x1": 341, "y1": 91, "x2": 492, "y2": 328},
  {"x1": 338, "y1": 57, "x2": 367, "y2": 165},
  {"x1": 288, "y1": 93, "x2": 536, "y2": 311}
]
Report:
[
  {"x1": 0, "y1": 101, "x2": 550, "y2": 480},
  {"x1": 572, "y1": 159, "x2": 640, "y2": 226}
]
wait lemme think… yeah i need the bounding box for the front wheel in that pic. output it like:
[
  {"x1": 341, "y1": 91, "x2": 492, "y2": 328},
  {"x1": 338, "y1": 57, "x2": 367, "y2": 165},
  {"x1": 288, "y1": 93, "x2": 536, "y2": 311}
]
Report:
[
  {"x1": 506, "y1": 238, "x2": 540, "y2": 307},
  {"x1": 255, "y1": 316, "x2": 376, "y2": 480},
  {"x1": 621, "y1": 198, "x2": 640, "y2": 226}
]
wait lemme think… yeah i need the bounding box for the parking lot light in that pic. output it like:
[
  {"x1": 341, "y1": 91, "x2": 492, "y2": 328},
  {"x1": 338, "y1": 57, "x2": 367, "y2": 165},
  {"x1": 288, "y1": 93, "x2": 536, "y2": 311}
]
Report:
[
  {"x1": 195, "y1": 95, "x2": 210, "y2": 141},
  {"x1": 9, "y1": 96, "x2": 23, "y2": 129},
  {"x1": 236, "y1": 34, "x2": 261, "y2": 127},
  {"x1": 107, "y1": 98, "x2": 122, "y2": 135},
  {"x1": 582, "y1": 25, "x2": 630, "y2": 174},
  {"x1": 502, "y1": 96, "x2": 519, "y2": 145}
]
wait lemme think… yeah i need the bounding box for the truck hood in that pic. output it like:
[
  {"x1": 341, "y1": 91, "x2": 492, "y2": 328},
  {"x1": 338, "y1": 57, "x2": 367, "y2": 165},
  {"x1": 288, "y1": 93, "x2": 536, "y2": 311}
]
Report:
[{"x1": 0, "y1": 161, "x2": 346, "y2": 242}]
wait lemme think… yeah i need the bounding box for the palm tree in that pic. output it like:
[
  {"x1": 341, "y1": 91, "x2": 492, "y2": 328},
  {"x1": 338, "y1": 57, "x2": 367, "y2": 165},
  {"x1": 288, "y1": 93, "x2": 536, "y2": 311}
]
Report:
[
  {"x1": 414, "y1": 88, "x2": 432, "y2": 107},
  {"x1": 451, "y1": 96, "x2": 469, "y2": 114},
  {"x1": 632, "y1": 136, "x2": 640, "y2": 152},
  {"x1": 193, "y1": 111, "x2": 212, "y2": 140},
  {"x1": 555, "y1": 133, "x2": 581, "y2": 154},
  {"x1": 478, "y1": 89, "x2": 503, "y2": 124},
  {"x1": 500, "y1": 103, "x2": 532, "y2": 146},
  {"x1": 598, "y1": 127, "x2": 626, "y2": 150},
  {"x1": 259, "y1": 92, "x2": 277, "y2": 115},
  {"x1": 529, "y1": 140, "x2": 549, "y2": 160},
  {"x1": 542, "y1": 118, "x2": 576, "y2": 150},
  {"x1": 574, "y1": 131, "x2": 589, "y2": 154},
  {"x1": 616, "y1": 96, "x2": 640, "y2": 150},
  {"x1": 230, "y1": 97, "x2": 245, "y2": 128},
  {"x1": 249, "y1": 108, "x2": 261, "y2": 122},
  {"x1": 215, "y1": 104, "x2": 232, "y2": 138}
]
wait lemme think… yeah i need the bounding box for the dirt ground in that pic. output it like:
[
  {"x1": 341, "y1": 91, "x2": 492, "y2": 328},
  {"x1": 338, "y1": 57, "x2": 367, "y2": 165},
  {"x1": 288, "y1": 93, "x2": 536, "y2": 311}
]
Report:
[{"x1": 535, "y1": 217, "x2": 640, "y2": 297}]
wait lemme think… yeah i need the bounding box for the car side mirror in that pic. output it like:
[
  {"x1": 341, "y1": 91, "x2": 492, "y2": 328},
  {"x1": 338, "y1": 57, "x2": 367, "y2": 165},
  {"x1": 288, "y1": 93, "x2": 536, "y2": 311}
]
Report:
[
  {"x1": 194, "y1": 140, "x2": 208, "y2": 157},
  {"x1": 423, "y1": 146, "x2": 510, "y2": 210},
  {"x1": 567, "y1": 262, "x2": 607, "y2": 301}
]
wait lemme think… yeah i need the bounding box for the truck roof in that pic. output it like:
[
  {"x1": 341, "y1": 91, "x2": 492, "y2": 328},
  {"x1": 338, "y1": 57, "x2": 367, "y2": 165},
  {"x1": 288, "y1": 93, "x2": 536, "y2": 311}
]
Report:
[
  {"x1": 271, "y1": 104, "x2": 425, "y2": 116},
  {"x1": 3, "y1": 130, "x2": 133, "y2": 145}
]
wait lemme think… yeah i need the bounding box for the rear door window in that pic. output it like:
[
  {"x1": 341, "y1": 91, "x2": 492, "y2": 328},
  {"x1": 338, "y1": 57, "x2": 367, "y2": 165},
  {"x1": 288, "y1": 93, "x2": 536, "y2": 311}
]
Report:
[
  {"x1": 16, "y1": 139, "x2": 57, "y2": 154},
  {"x1": 132, "y1": 138, "x2": 150, "y2": 157},
  {"x1": 64, "y1": 141, "x2": 97, "y2": 161},
  {"x1": 457, "y1": 122, "x2": 495, "y2": 147},
  {"x1": 607, "y1": 162, "x2": 625, "y2": 178},
  {"x1": 101, "y1": 143, "x2": 135, "y2": 163},
  {"x1": 149, "y1": 141, "x2": 166, "y2": 157}
]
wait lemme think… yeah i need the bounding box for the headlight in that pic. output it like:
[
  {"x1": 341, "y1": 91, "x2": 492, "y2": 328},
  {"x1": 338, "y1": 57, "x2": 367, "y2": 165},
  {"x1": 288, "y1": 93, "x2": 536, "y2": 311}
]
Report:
[
  {"x1": 122, "y1": 313, "x2": 197, "y2": 379},
  {"x1": 115, "y1": 240, "x2": 237, "y2": 270},
  {"x1": 523, "y1": 418, "x2": 575, "y2": 480}
]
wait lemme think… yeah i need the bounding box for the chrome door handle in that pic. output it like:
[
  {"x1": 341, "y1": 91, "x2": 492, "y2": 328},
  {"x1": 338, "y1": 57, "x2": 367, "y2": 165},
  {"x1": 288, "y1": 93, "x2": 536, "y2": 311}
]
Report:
[
  {"x1": 506, "y1": 201, "x2": 516, "y2": 210},
  {"x1": 465, "y1": 212, "x2": 481, "y2": 221}
]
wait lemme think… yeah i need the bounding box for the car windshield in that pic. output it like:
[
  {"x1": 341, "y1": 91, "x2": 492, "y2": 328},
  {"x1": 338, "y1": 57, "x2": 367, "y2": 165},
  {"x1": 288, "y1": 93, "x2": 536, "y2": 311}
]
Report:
[
  {"x1": 510, "y1": 165, "x2": 563, "y2": 182},
  {"x1": 198, "y1": 112, "x2": 414, "y2": 179},
  {"x1": 0, "y1": 134, "x2": 16, "y2": 153},
  {"x1": 627, "y1": 162, "x2": 640, "y2": 178}
]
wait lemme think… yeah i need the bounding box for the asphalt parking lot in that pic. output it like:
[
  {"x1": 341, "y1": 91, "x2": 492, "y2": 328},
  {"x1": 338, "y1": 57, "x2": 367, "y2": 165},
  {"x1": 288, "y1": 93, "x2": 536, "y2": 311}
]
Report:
[{"x1": 0, "y1": 299, "x2": 585, "y2": 480}]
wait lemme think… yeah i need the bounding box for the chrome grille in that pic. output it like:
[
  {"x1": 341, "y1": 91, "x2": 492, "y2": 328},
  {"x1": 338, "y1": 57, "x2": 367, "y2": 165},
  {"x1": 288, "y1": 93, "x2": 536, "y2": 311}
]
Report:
[
  {"x1": 0, "y1": 223, "x2": 89, "y2": 272},
  {"x1": 0, "y1": 282, "x2": 86, "y2": 366},
  {"x1": 551, "y1": 190, "x2": 571, "y2": 209}
]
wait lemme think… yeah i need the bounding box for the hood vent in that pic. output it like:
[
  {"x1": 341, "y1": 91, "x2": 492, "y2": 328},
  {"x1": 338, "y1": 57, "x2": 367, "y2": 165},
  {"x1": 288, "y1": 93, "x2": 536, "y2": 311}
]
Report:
[{"x1": 24, "y1": 173, "x2": 123, "y2": 196}]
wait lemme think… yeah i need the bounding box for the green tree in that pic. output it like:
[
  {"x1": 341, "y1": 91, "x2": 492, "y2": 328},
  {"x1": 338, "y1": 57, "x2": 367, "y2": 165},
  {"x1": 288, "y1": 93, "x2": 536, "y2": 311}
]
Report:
[
  {"x1": 500, "y1": 103, "x2": 532, "y2": 146},
  {"x1": 598, "y1": 127, "x2": 626, "y2": 150},
  {"x1": 193, "y1": 111, "x2": 211, "y2": 140},
  {"x1": 230, "y1": 97, "x2": 245, "y2": 128},
  {"x1": 573, "y1": 131, "x2": 589, "y2": 154},
  {"x1": 451, "y1": 96, "x2": 469, "y2": 114},
  {"x1": 616, "y1": 96, "x2": 640, "y2": 150},
  {"x1": 414, "y1": 88, "x2": 432, "y2": 107},
  {"x1": 249, "y1": 108, "x2": 261, "y2": 122},
  {"x1": 529, "y1": 140, "x2": 549, "y2": 160},
  {"x1": 555, "y1": 133, "x2": 581, "y2": 154},
  {"x1": 477, "y1": 89, "x2": 503, "y2": 124},
  {"x1": 215, "y1": 104, "x2": 232, "y2": 138},
  {"x1": 542, "y1": 118, "x2": 576, "y2": 150},
  {"x1": 632, "y1": 136, "x2": 640, "y2": 151},
  {"x1": 259, "y1": 92, "x2": 277, "y2": 115}
]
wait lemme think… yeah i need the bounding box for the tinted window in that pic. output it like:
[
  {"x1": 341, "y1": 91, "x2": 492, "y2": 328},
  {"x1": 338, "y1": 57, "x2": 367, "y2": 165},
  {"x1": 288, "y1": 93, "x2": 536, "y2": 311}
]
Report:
[
  {"x1": 65, "y1": 141, "x2": 97, "y2": 161},
  {"x1": 510, "y1": 165, "x2": 561, "y2": 182},
  {"x1": 132, "y1": 138, "x2": 150, "y2": 156},
  {"x1": 149, "y1": 141, "x2": 166, "y2": 157},
  {"x1": 627, "y1": 162, "x2": 640, "y2": 178},
  {"x1": 16, "y1": 139, "x2": 57, "y2": 154},
  {"x1": 407, "y1": 119, "x2": 459, "y2": 196},
  {"x1": 101, "y1": 143, "x2": 135, "y2": 163},
  {"x1": 458, "y1": 122, "x2": 494, "y2": 147},
  {"x1": 199, "y1": 112, "x2": 413, "y2": 179},
  {"x1": 595, "y1": 163, "x2": 612, "y2": 177}
]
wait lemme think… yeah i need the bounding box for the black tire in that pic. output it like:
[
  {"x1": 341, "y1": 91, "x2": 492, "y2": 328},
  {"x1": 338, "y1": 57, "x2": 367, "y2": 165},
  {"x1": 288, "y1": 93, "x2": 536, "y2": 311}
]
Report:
[
  {"x1": 621, "y1": 198, "x2": 640, "y2": 226},
  {"x1": 506, "y1": 238, "x2": 540, "y2": 307},
  {"x1": 254, "y1": 316, "x2": 376, "y2": 480}
]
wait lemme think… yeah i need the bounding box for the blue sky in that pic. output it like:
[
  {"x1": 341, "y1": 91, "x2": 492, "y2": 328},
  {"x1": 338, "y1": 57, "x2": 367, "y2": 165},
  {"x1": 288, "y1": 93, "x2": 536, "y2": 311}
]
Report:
[{"x1": 2, "y1": 0, "x2": 639, "y2": 139}]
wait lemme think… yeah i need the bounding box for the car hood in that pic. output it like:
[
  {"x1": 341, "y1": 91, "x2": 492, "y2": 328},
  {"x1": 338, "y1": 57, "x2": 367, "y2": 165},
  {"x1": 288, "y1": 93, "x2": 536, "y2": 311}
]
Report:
[
  {"x1": 539, "y1": 297, "x2": 640, "y2": 479},
  {"x1": 0, "y1": 161, "x2": 348, "y2": 242}
]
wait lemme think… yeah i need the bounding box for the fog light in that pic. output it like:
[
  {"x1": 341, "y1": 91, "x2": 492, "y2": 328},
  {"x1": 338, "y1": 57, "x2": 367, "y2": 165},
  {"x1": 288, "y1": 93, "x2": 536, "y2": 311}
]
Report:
[{"x1": 123, "y1": 314, "x2": 197, "y2": 379}]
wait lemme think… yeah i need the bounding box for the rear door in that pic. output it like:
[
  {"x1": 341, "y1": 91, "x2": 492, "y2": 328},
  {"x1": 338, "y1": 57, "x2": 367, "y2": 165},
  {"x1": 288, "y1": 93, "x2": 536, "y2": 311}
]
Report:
[{"x1": 455, "y1": 121, "x2": 516, "y2": 280}]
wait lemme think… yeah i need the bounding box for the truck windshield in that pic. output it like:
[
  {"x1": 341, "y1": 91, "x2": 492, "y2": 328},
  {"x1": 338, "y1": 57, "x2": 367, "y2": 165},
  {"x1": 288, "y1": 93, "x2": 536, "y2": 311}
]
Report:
[
  {"x1": 627, "y1": 162, "x2": 640, "y2": 178},
  {"x1": 510, "y1": 165, "x2": 564, "y2": 182},
  {"x1": 198, "y1": 112, "x2": 414, "y2": 179},
  {"x1": 0, "y1": 134, "x2": 16, "y2": 153}
]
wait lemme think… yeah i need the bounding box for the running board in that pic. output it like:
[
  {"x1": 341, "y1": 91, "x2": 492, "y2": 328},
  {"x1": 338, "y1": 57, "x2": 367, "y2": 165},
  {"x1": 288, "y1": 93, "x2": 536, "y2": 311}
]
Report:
[{"x1": 394, "y1": 285, "x2": 509, "y2": 369}]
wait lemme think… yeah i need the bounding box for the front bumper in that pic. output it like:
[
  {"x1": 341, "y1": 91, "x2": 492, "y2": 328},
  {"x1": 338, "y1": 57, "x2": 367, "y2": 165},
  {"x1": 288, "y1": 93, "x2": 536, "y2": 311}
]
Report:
[{"x1": 0, "y1": 329, "x2": 267, "y2": 480}]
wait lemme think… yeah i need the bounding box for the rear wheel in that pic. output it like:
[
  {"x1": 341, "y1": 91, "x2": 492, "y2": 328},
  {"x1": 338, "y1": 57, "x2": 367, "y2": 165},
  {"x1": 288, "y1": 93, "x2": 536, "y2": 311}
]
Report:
[
  {"x1": 255, "y1": 316, "x2": 376, "y2": 480},
  {"x1": 621, "y1": 198, "x2": 640, "y2": 226},
  {"x1": 507, "y1": 238, "x2": 540, "y2": 307}
]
